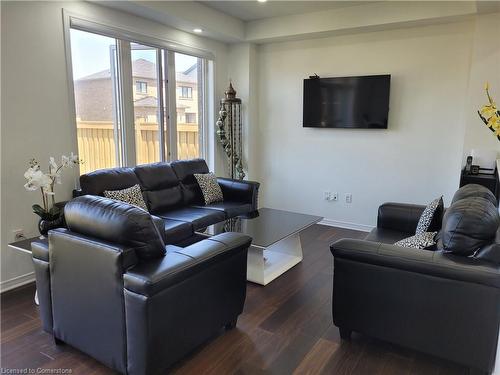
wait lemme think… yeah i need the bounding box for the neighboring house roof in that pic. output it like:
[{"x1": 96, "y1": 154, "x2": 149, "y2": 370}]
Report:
[
  {"x1": 77, "y1": 69, "x2": 112, "y2": 81},
  {"x1": 133, "y1": 96, "x2": 190, "y2": 109},
  {"x1": 134, "y1": 96, "x2": 157, "y2": 107},
  {"x1": 77, "y1": 58, "x2": 197, "y2": 83}
]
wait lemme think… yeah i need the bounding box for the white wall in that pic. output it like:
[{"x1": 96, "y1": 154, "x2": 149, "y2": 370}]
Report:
[
  {"x1": 462, "y1": 12, "x2": 500, "y2": 164},
  {"x1": 255, "y1": 20, "x2": 475, "y2": 229},
  {"x1": 0, "y1": 1, "x2": 229, "y2": 290},
  {"x1": 227, "y1": 43, "x2": 259, "y2": 180}
]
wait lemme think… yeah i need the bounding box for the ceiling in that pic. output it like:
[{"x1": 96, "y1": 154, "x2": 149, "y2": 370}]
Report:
[{"x1": 199, "y1": 1, "x2": 369, "y2": 21}]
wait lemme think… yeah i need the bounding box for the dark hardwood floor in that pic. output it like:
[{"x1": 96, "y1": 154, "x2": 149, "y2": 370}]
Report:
[{"x1": 1, "y1": 225, "x2": 468, "y2": 374}]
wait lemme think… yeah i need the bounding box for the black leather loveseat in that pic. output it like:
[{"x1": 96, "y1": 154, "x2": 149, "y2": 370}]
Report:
[
  {"x1": 32, "y1": 195, "x2": 252, "y2": 375},
  {"x1": 330, "y1": 184, "x2": 500, "y2": 374},
  {"x1": 75, "y1": 158, "x2": 260, "y2": 244}
]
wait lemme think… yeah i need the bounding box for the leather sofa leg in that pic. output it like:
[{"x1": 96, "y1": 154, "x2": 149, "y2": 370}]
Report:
[
  {"x1": 339, "y1": 327, "x2": 352, "y2": 340},
  {"x1": 54, "y1": 336, "x2": 64, "y2": 346},
  {"x1": 225, "y1": 318, "x2": 238, "y2": 330}
]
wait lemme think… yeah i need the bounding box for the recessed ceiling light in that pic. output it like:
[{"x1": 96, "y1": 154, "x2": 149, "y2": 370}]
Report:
[
  {"x1": 193, "y1": 28, "x2": 203, "y2": 33},
  {"x1": 257, "y1": 0, "x2": 267, "y2": 3}
]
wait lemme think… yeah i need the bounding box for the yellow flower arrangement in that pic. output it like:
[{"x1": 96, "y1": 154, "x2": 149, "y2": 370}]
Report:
[{"x1": 478, "y1": 82, "x2": 500, "y2": 140}]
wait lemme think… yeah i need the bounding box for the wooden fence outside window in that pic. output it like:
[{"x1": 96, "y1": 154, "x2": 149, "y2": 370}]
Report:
[{"x1": 77, "y1": 121, "x2": 200, "y2": 175}]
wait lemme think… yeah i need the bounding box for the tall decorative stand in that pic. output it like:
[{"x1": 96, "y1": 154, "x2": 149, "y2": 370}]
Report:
[{"x1": 216, "y1": 82, "x2": 245, "y2": 180}]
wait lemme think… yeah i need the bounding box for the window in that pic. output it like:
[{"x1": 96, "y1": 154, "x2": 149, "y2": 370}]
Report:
[
  {"x1": 131, "y1": 44, "x2": 162, "y2": 165},
  {"x1": 136, "y1": 81, "x2": 147, "y2": 94},
  {"x1": 179, "y1": 86, "x2": 192, "y2": 99},
  {"x1": 70, "y1": 29, "x2": 121, "y2": 175},
  {"x1": 185, "y1": 113, "x2": 196, "y2": 123},
  {"x1": 68, "y1": 24, "x2": 210, "y2": 173},
  {"x1": 175, "y1": 53, "x2": 204, "y2": 160}
]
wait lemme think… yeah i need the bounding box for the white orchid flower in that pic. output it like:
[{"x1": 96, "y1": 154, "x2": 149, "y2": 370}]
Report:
[
  {"x1": 61, "y1": 155, "x2": 70, "y2": 168},
  {"x1": 69, "y1": 152, "x2": 80, "y2": 166},
  {"x1": 24, "y1": 170, "x2": 52, "y2": 191},
  {"x1": 24, "y1": 153, "x2": 79, "y2": 211},
  {"x1": 49, "y1": 157, "x2": 59, "y2": 174},
  {"x1": 24, "y1": 166, "x2": 39, "y2": 180},
  {"x1": 24, "y1": 181, "x2": 39, "y2": 191},
  {"x1": 53, "y1": 172, "x2": 62, "y2": 184}
]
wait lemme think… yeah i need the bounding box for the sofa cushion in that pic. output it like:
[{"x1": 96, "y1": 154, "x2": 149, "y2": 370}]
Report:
[
  {"x1": 155, "y1": 207, "x2": 225, "y2": 230},
  {"x1": 365, "y1": 228, "x2": 412, "y2": 244},
  {"x1": 64, "y1": 195, "x2": 166, "y2": 260},
  {"x1": 440, "y1": 197, "x2": 500, "y2": 255},
  {"x1": 134, "y1": 162, "x2": 183, "y2": 213},
  {"x1": 171, "y1": 159, "x2": 209, "y2": 205},
  {"x1": 163, "y1": 219, "x2": 194, "y2": 244},
  {"x1": 104, "y1": 184, "x2": 148, "y2": 211},
  {"x1": 452, "y1": 184, "x2": 497, "y2": 207},
  {"x1": 80, "y1": 167, "x2": 139, "y2": 196},
  {"x1": 191, "y1": 202, "x2": 253, "y2": 219}
]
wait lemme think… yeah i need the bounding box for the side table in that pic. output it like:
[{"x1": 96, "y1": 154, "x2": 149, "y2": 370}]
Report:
[
  {"x1": 460, "y1": 168, "x2": 499, "y2": 203},
  {"x1": 8, "y1": 236, "x2": 47, "y2": 305}
]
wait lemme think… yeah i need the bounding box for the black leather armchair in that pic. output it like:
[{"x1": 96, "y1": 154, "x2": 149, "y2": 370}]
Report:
[
  {"x1": 33, "y1": 196, "x2": 252, "y2": 375},
  {"x1": 331, "y1": 186, "x2": 500, "y2": 374}
]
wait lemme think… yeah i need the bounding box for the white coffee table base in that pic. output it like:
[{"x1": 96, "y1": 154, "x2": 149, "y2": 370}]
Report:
[{"x1": 247, "y1": 233, "x2": 303, "y2": 286}]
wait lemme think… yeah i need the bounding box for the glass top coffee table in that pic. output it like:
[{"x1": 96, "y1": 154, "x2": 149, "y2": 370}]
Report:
[{"x1": 198, "y1": 208, "x2": 322, "y2": 285}]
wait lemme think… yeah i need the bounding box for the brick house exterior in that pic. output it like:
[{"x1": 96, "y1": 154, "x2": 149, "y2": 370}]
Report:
[{"x1": 74, "y1": 58, "x2": 199, "y2": 124}]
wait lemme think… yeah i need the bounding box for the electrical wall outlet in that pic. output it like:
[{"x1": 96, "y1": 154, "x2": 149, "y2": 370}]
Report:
[
  {"x1": 345, "y1": 193, "x2": 353, "y2": 204},
  {"x1": 332, "y1": 192, "x2": 338, "y2": 201},
  {"x1": 13, "y1": 229, "x2": 25, "y2": 241},
  {"x1": 324, "y1": 191, "x2": 331, "y2": 201}
]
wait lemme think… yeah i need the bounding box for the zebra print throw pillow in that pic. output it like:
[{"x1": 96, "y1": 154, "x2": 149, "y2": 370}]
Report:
[
  {"x1": 394, "y1": 231, "x2": 437, "y2": 250},
  {"x1": 104, "y1": 184, "x2": 148, "y2": 212},
  {"x1": 194, "y1": 173, "x2": 224, "y2": 205},
  {"x1": 415, "y1": 196, "x2": 443, "y2": 234}
]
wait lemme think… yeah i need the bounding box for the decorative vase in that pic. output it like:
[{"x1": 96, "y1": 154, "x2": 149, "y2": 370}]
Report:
[{"x1": 38, "y1": 216, "x2": 64, "y2": 237}]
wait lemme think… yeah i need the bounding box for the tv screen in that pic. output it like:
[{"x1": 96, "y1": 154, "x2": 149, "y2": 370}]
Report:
[{"x1": 303, "y1": 74, "x2": 391, "y2": 129}]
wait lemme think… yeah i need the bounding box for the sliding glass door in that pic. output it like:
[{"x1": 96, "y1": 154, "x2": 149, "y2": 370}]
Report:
[
  {"x1": 69, "y1": 28, "x2": 209, "y2": 174},
  {"x1": 70, "y1": 29, "x2": 122, "y2": 174},
  {"x1": 174, "y1": 52, "x2": 204, "y2": 160},
  {"x1": 130, "y1": 43, "x2": 164, "y2": 165}
]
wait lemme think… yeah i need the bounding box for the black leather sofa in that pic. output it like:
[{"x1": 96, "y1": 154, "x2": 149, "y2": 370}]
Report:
[
  {"x1": 32, "y1": 195, "x2": 252, "y2": 375},
  {"x1": 75, "y1": 158, "x2": 260, "y2": 244},
  {"x1": 330, "y1": 184, "x2": 500, "y2": 374}
]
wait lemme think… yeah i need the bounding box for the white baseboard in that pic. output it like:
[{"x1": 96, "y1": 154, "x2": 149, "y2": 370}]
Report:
[
  {"x1": 318, "y1": 218, "x2": 374, "y2": 232},
  {"x1": 0, "y1": 272, "x2": 35, "y2": 293}
]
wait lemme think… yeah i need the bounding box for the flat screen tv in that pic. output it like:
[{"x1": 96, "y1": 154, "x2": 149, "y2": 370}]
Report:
[{"x1": 303, "y1": 74, "x2": 391, "y2": 129}]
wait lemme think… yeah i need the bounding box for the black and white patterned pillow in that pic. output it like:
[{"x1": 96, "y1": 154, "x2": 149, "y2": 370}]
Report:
[
  {"x1": 104, "y1": 184, "x2": 148, "y2": 211},
  {"x1": 194, "y1": 173, "x2": 223, "y2": 205},
  {"x1": 394, "y1": 231, "x2": 437, "y2": 250},
  {"x1": 415, "y1": 196, "x2": 443, "y2": 234}
]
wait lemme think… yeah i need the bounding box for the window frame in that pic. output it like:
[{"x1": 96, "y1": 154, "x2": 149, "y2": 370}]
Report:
[
  {"x1": 63, "y1": 10, "x2": 214, "y2": 169},
  {"x1": 135, "y1": 81, "x2": 148, "y2": 94},
  {"x1": 185, "y1": 113, "x2": 196, "y2": 123},
  {"x1": 179, "y1": 86, "x2": 193, "y2": 99}
]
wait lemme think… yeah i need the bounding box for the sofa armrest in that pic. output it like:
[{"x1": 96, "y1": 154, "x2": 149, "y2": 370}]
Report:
[
  {"x1": 377, "y1": 202, "x2": 426, "y2": 233},
  {"x1": 150, "y1": 215, "x2": 167, "y2": 244},
  {"x1": 73, "y1": 189, "x2": 84, "y2": 198},
  {"x1": 331, "y1": 238, "x2": 500, "y2": 288},
  {"x1": 217, "y1": 178, "x2": 260, "y2": 210},
  {"x1": 32, "y1": 240, "x2": 49, "y2": 262},
  {"x1": 124, "y1": 233, "x2": 252, "y2": 296}
]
